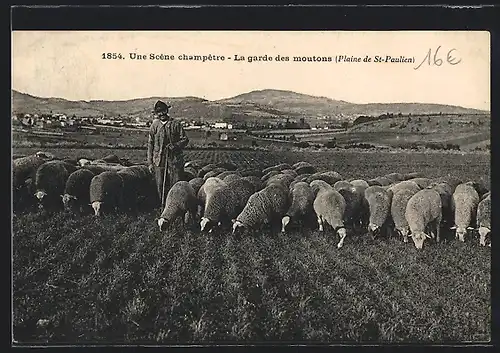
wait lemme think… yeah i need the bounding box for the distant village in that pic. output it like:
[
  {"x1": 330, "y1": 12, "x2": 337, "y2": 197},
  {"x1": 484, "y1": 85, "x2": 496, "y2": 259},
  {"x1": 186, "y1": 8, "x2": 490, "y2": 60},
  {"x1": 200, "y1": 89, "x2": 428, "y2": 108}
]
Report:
[{"x1": 11, "y1": 112, "x2": 351, "y2": 132}]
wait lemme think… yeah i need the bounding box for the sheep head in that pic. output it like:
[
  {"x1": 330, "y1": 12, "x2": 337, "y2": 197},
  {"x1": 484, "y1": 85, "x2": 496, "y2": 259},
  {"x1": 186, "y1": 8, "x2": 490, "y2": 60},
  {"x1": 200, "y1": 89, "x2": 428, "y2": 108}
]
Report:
[
  {"x1": 478, "y1": 226, "x2": 491, "y2": 246},
  {"x1": 92, "y1": 201, "x2": 102, "y2": 217},
  {"x1": 281, "y1": 216, "x2": 291, "y2": 233},
  {"x1": 409, "y1": 231, "x2": 431, "y2": 249},
  {"x1": 450, "y1": 225, "x2": 475, "y2": 242}
]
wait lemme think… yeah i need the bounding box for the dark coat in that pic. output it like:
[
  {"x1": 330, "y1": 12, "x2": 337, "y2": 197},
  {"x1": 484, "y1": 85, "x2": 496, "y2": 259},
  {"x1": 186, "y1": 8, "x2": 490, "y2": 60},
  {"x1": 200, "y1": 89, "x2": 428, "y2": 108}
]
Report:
[{"x1": 147, "y1": 118, "x2": 189, "y2": 168}]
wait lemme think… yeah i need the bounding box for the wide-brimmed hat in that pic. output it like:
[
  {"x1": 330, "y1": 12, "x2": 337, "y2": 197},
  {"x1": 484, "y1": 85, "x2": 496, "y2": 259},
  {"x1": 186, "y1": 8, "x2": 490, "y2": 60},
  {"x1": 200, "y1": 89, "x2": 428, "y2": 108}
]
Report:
[{"x1": 153, "y1": 100, "x2": 172, "y2": 113}]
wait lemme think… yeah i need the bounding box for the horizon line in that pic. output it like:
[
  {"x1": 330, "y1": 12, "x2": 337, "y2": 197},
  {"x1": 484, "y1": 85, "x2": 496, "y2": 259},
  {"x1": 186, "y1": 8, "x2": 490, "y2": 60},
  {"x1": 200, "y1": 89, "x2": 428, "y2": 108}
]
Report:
[{"x1": 11, "y1": 88, "x2": 490, "y2": 112}]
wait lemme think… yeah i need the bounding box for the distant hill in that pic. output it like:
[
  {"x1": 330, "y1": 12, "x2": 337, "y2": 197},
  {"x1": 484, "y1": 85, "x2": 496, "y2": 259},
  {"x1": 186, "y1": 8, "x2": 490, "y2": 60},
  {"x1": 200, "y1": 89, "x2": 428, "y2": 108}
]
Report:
[{"x1": 11, "y1": 89, "x2": 488, "y2": 123}]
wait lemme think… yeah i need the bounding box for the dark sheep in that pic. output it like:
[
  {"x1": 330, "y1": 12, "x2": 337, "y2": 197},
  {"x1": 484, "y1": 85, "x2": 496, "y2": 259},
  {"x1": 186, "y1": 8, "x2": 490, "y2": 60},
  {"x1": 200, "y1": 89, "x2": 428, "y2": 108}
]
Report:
[
  {"x1": 63, "y1": 168, "x2": 96, "y2": 213},
  {"x1": 102, "y1": 154, "x2": 122, "y2": 164},
  {"x1": 282, "y1": 181, "x2": 315, "y2": 232},
  {"x1": 372, "y1": 176, "x2": 392, "y2": 187},
  {"x1": 384, "y1": 172, "x2": 405, "y2": 184},
  {"x1": 184, "y1": 159, "x2": 205, "y2": 170},
  {"x1": 241, "y1": 176, "x2": 264, "y2": 192},
  {"x1": 117, "y1": 165, "x2": 157, "y2": 212},
  {"x1": 216, "y1": 161, "x2": 238, "y2": 171},
  {"x1": 266, "y1": 173, "x2": 296, "y2": 189},
  {"x1": 431, "y1": 176, "x2": 462, "y2": 191},
  {"x1": 82, "y1": 165, "x2": 109, "y2": 175},
  {"x1": 203, "y1": 168, "x2": 227, "y2": 181},
  {"x1": 364, "y1": 185, "x2": 393, "y2": 239},
  {"x1": 294, "y1": 174, "x2": 311, "y2": 182},
  {"x1": 198, "y1": 163, "x2": 218, "y2": 178},
  {"x1": 262, "y1": 163, "x2": 292, "y2": 175},
  {"x1": 13, "y1": 154, "x2": 53, "y2": 190},
  {"x1": 463, "y1": 181, "x2": 489, "y2": 200},
  {"x1": 34, "y1": 160, "x2": 71, "y2": 211},
  {"x1": 293, "y1": 161, "x2": 317, "y2": 175},
  {"x1": 89, "y1": 171, "x2": 124, "y2": 216},
  {"x1": 306, "y1": 171, "x2": 343, "y2": 186},
  {"x1": 183, "y1": 166, "x2": 198, "y2": 181},
  {"x1": 62, "y1": 158, "x2": 79, "y2": 167},
  {"x1": 408, "y1": 177, "x2": 432, "y2": 189},
  {"x1": 224, "y1": 174, "x2": 242, "y2": 183},
  {"x1": 367, "y1": 179, "x2": 382, "y2": 187},
  {"x1": 188, "y1": 177, "x2": 205, "y2": 196},
  {"x1": 237, "y1": 168, "x2": 263, "y2": 178},
  {"x1": 261, "y1": 170, "x2": 281, "y2": 183},
  {"x1": 217, "y1": 170, "x2": 242, "y2": 180},
  {"x1": 338, "y1": 185, "x2": 365, "y2": 233},
  {"x1": 280, "y1": 169, "x2": 299, "y2": 178},
  {"x1": 403, "y1": 172, "x2": 425, "y2": 180},
  {"x1": 13, "y1": 154, "x2": 54, "y2": 212}
]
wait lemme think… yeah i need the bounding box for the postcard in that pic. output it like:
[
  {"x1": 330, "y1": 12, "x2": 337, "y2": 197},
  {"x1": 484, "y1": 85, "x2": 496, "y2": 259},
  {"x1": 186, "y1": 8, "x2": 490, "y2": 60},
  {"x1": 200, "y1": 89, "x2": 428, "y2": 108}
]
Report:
[{"x1": 12, "y1": 29, "x2": 491, "y2": 345}]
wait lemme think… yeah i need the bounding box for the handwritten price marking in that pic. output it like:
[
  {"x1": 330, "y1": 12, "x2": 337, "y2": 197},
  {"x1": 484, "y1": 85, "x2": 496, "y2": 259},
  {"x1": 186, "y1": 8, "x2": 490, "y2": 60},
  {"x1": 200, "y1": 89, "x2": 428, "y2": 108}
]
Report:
[{"x1": 414, "y1": 46, "x2": 462, "y2": 70}]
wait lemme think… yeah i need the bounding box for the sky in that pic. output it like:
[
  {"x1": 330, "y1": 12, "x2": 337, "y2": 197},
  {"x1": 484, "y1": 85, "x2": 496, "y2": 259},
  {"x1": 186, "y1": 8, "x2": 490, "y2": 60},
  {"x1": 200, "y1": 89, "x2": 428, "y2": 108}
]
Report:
[{"x1": 11, "y1": 31, "x2": 490, "y2": 111}]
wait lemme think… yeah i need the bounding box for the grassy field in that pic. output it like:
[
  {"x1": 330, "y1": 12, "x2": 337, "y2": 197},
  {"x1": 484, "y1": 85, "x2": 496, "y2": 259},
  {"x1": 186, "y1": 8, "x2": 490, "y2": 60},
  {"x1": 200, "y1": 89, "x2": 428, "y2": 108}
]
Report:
[{"x1": 12, "y1": 148, "x2": 491, "y2": 344}]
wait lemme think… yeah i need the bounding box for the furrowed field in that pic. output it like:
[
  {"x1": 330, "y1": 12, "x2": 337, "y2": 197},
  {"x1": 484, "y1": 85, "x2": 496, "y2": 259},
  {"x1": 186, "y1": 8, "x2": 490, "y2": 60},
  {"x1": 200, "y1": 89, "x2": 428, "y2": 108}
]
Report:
[{"x1": 12, "y1": 148, "x2": 491, "y2": 344}]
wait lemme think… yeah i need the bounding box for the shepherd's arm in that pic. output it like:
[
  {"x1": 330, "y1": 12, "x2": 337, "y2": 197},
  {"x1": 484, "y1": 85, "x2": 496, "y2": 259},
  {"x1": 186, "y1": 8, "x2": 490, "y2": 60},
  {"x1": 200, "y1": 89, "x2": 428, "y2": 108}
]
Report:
[{"x1": 172, "y1": 122, "x2": 189, "y2": 150}]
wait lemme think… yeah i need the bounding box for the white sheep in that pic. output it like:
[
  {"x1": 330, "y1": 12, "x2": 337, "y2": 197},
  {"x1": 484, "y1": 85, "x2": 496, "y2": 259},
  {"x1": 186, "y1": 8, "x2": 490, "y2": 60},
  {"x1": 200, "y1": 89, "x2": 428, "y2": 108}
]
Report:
[
  {"x1": 158, "y1": 181, "x2": 198, "y2": 230},
  {"x1": 350, "y1": 179, "x2": 370, "y2": 191},
  {"x1": 310, "y1": 180, "x2": 348, "y2": 248},
  {"x1": 197, "y1": 177, "x2": 226, "y2": 219},
  {"x1": 387, "y1": 180, "x2": 421, "y2": 195},
  {"x1": 232, "y1": 183, "x2": 290, "y2": 235},
  {"x1": 384, "y1": 172, "x2": 405, "y2": 184},
  {"x1": 476, "y1": 194, "x2": 491, "y2": 247},
  {"x1": 407, "y1": 177, "x2": 432, "y2": 189},
  {"x1": 200, "y1": 178, "x2": 255, "y2": 233},
  {"x1": 78, "y1": 158, "x2": 92, "y2": 167},
  {"x1": 333, "y1": 180, "x2": 353, "y2": 192},
  {"x1": 391, "y1": 188, "x2": 419, "y2": 243},
  {"x1": 405, "y1": 188, "x2": 442, "y2": 249},
  {"x1": 450, "y1": 183, "x2": 480, "y2": 242}
]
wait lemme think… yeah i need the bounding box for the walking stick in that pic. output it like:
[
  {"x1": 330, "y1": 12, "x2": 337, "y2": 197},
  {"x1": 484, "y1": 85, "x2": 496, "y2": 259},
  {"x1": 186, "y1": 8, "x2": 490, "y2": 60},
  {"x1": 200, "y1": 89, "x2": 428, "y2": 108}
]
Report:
[{"x1": 161, "y1": 152, "x2": 168, "y2": 210}]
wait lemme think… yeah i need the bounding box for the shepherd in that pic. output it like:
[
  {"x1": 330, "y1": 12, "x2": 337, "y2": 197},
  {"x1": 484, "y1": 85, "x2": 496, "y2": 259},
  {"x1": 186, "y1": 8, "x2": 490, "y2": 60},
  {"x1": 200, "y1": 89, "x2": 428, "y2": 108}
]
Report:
[{"x1": 147, "y1": 100, "x2": 189, "y2": 209}]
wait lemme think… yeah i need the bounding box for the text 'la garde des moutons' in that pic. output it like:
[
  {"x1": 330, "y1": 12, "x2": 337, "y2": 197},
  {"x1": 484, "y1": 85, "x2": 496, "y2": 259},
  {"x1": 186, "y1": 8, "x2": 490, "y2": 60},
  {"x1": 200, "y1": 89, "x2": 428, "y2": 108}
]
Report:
[{"x1": 118, "y1": 52, "x2": 416, "y2": 64}]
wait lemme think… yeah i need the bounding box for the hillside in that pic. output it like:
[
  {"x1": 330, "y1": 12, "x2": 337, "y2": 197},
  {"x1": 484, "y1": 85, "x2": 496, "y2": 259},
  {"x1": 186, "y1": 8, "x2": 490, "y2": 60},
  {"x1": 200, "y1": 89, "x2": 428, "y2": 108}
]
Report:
[{"x1": 11, "y1": 89, "x2": 488, "y2": 123}]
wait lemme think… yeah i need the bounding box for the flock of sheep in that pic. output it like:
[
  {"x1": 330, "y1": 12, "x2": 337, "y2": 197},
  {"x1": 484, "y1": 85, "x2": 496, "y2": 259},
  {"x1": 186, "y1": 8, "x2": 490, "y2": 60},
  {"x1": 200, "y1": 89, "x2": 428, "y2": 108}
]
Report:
[{"x1": 12, "y1": 151, "x2": 491, "y2": 249}]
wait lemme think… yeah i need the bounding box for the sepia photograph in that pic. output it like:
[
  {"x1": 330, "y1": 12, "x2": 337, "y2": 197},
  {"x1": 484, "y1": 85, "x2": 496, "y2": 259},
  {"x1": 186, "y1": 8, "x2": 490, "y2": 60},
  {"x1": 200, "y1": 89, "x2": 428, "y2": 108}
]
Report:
[{"x1": 11, "y1": 29, "x2": 491, "y2": 345}]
